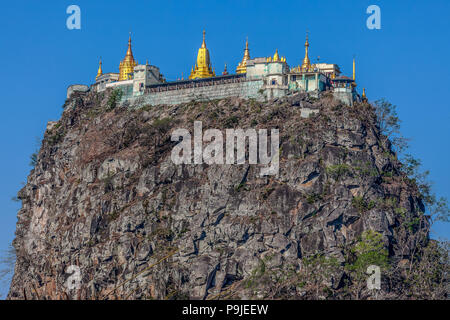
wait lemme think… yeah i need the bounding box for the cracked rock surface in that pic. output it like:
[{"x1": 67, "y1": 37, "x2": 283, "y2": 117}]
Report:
[{"x1": 8, "y1": 90, "x2": 426, "y2": 299}]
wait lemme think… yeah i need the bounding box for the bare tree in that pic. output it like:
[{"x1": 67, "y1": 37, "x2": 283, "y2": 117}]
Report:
[
  {"x1": 0, "y1": 244, "x2": 16, "y2": 299},
  {"x1": 373, "y1": 98, "x2": 409, "y2": 154}
]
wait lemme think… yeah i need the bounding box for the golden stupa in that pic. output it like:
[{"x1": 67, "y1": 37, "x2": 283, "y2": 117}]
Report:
[
  {"x1": 96, "y1": 59, "x2": 103, "y2": 81},
  {"x1": 189, "y1": 30, "x2": 215, "y2": 79},
  {"x1": 266, "y1": 49, "x2": 286, "y2": 63},
  {"x1": 119, "y1": 35, "x2": 138, "y2": 81},
  {"x1": 236, "y1": 38, "x2": 250, "y2": 74},
  {"x1": 301, "y1": 33, "x2": 312, "y2": 71}
]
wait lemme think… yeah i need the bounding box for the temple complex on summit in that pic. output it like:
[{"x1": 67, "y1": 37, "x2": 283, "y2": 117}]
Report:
[{"x1": 68, "y1": 30, "x2": 365, "y2": 107}]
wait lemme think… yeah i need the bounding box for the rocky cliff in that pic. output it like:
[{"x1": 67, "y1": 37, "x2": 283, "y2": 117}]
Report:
[{"x1": 8, "y1": 90, "x2": 440, "y2": 299}]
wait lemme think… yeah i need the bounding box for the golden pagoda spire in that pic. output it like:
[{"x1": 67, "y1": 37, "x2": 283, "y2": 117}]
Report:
[
  {"x1": 236, "y1": 37, "x2": 250, "y2": 74},
  {"x1": 362, "y1": 88, "x2": 367, "y2": 100},
  {"x1": 126, "y1": 35, "x2": 133, "y2": 58},
  {"x1": 301, "y1": 31, "x2": 311, "y2": 71},
  {"x1": 352, "y1": 56, "x2": 357, "y2": 87},
  {"x1": 273, "y1": 49, "x2": 280, "y2": 61},
  {"x1": 353, "y1": 57, "x2": 356, "y2": 81},
  {"x1": 96, "y1": 58, "x2": 103, "y2": 81},
  {"x1": 189, "y1": 30, "x2": 215, "y2": 79},
  {"x1": 244, "y1": 37, "x2": 249, "y2": 57},
  {"x1": 119, "y1": 33, "x2": 138, "y2": 81},
  {"x1": 201, "y1": 30, "x2": 206, "y2": 48}
]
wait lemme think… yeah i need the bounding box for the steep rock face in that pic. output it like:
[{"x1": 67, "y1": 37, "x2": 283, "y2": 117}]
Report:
[{"x1": 8, "y1": 90, "x2": 425, "y2": 299}]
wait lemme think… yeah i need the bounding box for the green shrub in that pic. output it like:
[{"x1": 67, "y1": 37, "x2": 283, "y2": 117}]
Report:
[
  {"x1": 108, "y1": 211, "x2": 120, "y2": 221},
  {"x1": 152, "y1": 117, "x2": 172, "y2": 133},
  {"x1": 261, "y1": 187, "x2": 275, "y2": 200},
  {"x1": 107, "y1": 89, "x2": 123, "y2": 110},
  {"x1": 354, "y1": 162, "x2": 379, "y2": 178},
  {"x1": 326, "y1": 163, "x2": 351, "y2": 181},
  {"x1": 47, "y1": 127, "x2": 66, "y2": 145},
  {"x1": 103, "y1": 172, "x2": 115, "y2": 193},
  {"x1": 306, "y1": 193, "x2": 322, "y2": 204},
  {"x1": 245, "y1": 259, "x2": 267, "y2": 289},
  {"x1": 224, "y1": 115, "x2": 239, "y2": 128},
  {"x1": 345, "y1": 230, "x2": 389, "y2": 280},
  {"x1": 352, "y1": 196, "x2": 375, "y2": 214}
]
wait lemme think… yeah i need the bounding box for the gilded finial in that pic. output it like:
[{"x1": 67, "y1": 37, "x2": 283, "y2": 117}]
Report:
[
  {"x1": 202, "y1": 30, "x2": 206, "y2": 48},
  {"x1": 353, "y1": 56, "x2": 356, "y2": 81},
  {"x1": 352, "y1": 56, "x2": 357, "y2": 87},
  {"x1": 302, "y1": 31, "x2": 311, "y2": 71},
  {"x1": 362, "y1": 88, "x2": 367, "y2": 100},
  {"x1": 244, "y1": 38, "x2": 249, "y2": 59},
  {"x1": 96, "y1": 58, "x2": 103, "y2": 81},
  {"x1": 125, "y1": 33, "x2": 134, "y2": 60}
]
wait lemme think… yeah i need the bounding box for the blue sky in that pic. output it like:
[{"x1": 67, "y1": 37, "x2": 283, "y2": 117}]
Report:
[{"x1": 0, "y1": 0, "x2": 449, "y2": 298}]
